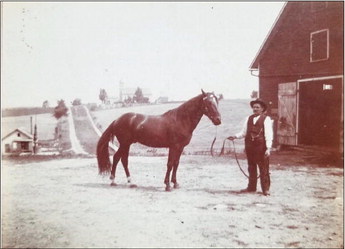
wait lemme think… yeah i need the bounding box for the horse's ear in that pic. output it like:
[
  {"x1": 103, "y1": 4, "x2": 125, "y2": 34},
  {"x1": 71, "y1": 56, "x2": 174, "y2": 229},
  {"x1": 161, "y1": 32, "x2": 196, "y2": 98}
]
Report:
[{"x1": 201, "y1": 89, "x2": 206, "y2": 96}]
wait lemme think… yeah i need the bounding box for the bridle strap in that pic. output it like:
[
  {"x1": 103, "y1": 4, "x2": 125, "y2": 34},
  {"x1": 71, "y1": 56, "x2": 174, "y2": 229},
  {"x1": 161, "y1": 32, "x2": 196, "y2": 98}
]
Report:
[
  {"x1": 203, "y1": 93, "x2": 218, "y2": 106},
  {"x1": 203, "y1": 93, "x2": 219, "y2": 122}
]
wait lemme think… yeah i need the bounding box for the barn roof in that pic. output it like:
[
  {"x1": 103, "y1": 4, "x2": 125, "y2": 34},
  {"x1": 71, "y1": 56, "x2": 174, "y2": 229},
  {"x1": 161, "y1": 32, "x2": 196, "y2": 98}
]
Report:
[
  {"x1": 2, "y1": 128, "x2": 33, "y2": 141},
  {"x1": 249, "y1": 2, "x2": 288, "y2": 70}
]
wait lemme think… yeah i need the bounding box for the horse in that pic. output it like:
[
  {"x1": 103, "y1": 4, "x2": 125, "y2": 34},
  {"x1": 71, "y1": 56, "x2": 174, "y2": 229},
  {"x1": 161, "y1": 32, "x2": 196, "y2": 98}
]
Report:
[{"x1": 96, "y1": 89, "x2": 221, "y2": 191}]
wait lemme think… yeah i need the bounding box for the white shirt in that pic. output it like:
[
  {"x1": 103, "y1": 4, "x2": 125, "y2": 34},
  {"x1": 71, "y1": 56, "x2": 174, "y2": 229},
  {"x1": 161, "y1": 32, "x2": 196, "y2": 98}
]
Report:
[{"x1": 235, "y1": 115, "x2": 273, "y2": 149}]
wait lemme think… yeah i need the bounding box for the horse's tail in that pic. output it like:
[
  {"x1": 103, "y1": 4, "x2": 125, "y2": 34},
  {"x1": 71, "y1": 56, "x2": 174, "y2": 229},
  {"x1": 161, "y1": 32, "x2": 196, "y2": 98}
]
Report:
[{"x1": 97, "y1": 121, "x2": 116, "y2": 175}]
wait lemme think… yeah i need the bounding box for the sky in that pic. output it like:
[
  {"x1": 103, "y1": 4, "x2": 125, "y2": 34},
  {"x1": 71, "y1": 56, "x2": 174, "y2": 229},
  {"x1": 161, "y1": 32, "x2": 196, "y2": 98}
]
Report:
[{"x1": 2, "y1": 2, "x2": 286, "y2": 108}]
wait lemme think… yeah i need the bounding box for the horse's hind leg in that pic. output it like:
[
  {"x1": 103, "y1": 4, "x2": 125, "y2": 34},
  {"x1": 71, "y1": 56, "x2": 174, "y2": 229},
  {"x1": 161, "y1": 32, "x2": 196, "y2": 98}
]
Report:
[
  {"x1": 110, "y1": 148, "x2": 123, "y2": 186},
  {"x1": 121, "y1": 144, "x2": 136, "y2": 187}
]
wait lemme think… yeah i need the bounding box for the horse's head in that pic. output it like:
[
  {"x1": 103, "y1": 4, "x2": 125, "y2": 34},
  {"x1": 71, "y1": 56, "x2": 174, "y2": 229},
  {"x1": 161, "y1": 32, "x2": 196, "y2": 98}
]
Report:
[{"x1": 201, "y1": 89, "x2": 221, "y2": 125}]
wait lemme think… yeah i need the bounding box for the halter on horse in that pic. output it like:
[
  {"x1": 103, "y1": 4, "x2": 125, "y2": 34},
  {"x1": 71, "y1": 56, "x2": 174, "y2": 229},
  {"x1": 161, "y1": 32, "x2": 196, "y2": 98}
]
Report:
[{"x1": 96, "y1": 89, "x2": 221, "y2": 191}]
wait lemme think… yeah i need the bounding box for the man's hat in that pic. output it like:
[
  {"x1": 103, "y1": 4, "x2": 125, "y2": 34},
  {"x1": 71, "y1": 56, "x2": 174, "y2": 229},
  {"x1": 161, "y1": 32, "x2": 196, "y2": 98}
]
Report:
[{"x1": 250, "y1": 98, "x2": 267, "y2": 111}]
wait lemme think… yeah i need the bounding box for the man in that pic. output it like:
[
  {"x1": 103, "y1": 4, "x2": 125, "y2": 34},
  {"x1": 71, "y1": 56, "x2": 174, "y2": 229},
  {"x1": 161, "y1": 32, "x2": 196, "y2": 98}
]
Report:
[{"x1": 228, "y1": 98, "x2": 273, "y2": 196}]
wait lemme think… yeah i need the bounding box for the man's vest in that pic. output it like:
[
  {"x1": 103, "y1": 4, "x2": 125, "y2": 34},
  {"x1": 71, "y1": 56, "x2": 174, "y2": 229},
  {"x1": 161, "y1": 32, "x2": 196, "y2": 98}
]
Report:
[{"x1": 245, "y1": 114, "x2": 266, "y2": 142}]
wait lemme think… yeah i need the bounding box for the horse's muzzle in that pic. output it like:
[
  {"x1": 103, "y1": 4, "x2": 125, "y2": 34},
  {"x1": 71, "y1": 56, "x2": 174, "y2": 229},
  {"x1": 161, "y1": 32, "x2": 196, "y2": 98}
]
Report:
[{"x1": 213, "y1": 117, "x2": 221, "y2": 126}]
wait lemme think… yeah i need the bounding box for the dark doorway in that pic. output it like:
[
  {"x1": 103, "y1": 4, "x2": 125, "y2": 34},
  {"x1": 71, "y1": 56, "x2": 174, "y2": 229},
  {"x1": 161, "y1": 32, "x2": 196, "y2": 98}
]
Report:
[
  {"x1": 20, "y1": 142, "x2": 30, "y2": 151},
  {"x1": 298, "y1": 78, "x2": 343, "y2": 148}
]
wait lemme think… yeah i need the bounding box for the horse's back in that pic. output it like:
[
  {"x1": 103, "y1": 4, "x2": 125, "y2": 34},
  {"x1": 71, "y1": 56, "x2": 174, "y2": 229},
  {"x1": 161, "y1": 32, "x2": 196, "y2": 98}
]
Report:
[
  {"x1": 113, "y1": 112, "x2": 172, "y2": 147},
  {"x1": 116, "y1": 112, "x2": 157, "y2": 127}
]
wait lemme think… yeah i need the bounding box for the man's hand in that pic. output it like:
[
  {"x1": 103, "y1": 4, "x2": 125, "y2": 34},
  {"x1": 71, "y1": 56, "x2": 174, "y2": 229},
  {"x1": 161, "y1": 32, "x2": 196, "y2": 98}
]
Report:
[
  {"x1": 227, "y1": 136, "x2": 236, "y2": 140},
  {"x1": 265, "y1": 148, "x2": 271, "y2": 157}
]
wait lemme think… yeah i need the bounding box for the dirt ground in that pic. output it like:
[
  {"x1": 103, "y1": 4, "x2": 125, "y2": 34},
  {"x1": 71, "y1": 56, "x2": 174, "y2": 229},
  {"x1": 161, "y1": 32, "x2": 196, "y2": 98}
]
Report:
[{"x1": 1, "y1": 152, "x2": 343, "y2": 248}]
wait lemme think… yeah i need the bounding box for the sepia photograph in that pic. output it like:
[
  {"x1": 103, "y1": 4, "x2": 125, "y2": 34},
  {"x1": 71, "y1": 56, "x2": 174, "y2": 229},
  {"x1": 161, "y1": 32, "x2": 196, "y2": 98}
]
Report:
[{"x1": 1, "y1": 1, "x2": 344, "y2": 248}]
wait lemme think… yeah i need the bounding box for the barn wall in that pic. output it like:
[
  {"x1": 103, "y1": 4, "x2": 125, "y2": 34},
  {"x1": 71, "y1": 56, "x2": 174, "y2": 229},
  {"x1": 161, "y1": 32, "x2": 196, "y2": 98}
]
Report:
[
  {"x1": 255, "y1": 2, "x2": 343, "y2": 150},
  {"x1": 259, "y1": 2, "x2": 343, "y2": 80},
  {"x1": 259, "y1": 75, "x2": 298, "y2": 117}
]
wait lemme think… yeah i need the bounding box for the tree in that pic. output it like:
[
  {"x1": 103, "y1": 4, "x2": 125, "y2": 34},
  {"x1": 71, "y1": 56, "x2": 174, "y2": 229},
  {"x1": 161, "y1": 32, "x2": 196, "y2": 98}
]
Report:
[
  {"x1": 42, "y1": 100, "x2": 49, "y2": 108},
  {"x1": 72, "y1": 98, "x2": 82, "y2": 106},
  {"x1": 53, "y1": 99, "x2": 68, "y2": 119},
  {"x1": 99, "y1": 89, "x2": 108, "y2": 104},
  {"x1": 251, "y1": 91, "x2": 258, "y2": 99},
  {"x1": 134, "y1": 87, "x2": 144, "y2": 103}
]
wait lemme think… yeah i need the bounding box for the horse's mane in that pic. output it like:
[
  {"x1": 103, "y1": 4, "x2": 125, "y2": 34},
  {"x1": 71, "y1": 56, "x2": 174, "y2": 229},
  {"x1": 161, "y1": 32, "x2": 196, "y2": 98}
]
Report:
[{"x1": 162, "y1": 94, "x2": 203, "y2": 118}]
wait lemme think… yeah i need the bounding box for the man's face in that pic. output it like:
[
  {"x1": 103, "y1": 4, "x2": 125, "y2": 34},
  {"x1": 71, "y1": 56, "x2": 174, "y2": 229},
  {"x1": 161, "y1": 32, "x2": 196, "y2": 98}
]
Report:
[{"x1": 252, "y1": 103, "x2": 264, "y2": 115}]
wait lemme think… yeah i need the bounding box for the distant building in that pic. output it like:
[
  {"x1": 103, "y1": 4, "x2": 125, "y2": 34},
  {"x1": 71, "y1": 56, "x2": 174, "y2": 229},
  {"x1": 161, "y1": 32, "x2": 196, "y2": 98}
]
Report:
[
  {"x1": 105, "y1": 96, "x2": 119, "y2": 104},
  {"x1": 120, "y1": 88, "x2": 152, "y2": 102},
  {"x1": 105, "y1": 97, "x2": 123, "y2": 107},
  {"x1": 2, "y1": 128, "x2": 34, "y2": 154},
  {"x1": 155, "y1": 96, "x2": 169, "y2": 104}
]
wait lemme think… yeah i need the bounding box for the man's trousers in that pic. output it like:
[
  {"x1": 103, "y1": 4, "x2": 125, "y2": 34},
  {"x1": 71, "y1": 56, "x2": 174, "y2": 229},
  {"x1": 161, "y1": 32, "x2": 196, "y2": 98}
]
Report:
[{"x1": 245, "y1": 139, "x2": 270, "y2": 192}]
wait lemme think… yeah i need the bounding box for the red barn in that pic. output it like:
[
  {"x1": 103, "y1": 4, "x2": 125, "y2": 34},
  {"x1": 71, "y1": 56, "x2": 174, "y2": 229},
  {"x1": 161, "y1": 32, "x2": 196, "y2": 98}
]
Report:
[{"x1": 250, "y1": 2, "x2": 344, "y2": 153}]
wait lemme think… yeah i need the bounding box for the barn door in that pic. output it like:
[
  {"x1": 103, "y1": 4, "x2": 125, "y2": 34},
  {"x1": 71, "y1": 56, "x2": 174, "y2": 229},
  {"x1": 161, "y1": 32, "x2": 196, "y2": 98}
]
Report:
[
  {"x1": 298, "y1": 78, "x2": 343, "y2": 148},
  {"x1": 277, "y1": 82, "x2": 297, "y2": 145}
]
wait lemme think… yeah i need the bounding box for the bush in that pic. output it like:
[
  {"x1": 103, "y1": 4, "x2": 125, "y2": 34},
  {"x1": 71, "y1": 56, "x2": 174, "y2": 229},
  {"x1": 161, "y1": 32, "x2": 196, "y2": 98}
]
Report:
[
  {"x1": 72, "y1": 98, "x2": 82, "y2": 106},
  {"x1": 54, "y1": 100, "x2": 68, "y2": 119}
]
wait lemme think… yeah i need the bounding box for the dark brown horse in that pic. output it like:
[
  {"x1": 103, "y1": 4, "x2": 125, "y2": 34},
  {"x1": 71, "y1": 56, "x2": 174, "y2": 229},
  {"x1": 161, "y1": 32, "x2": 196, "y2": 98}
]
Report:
[{"x1": 96, "y1": 90, "x2": 221, "y2": 191}]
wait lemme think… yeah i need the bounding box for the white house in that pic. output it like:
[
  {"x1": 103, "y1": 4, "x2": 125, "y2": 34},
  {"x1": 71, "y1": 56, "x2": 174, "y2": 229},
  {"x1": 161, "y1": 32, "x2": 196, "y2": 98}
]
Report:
[{"x1": 2, "y1": 128, "x2": 34, "y2": 154}]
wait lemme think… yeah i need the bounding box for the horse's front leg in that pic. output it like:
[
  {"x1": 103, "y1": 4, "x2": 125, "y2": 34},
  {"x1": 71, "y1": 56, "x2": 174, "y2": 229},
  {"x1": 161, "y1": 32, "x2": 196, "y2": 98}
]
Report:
[
  {"x1": 171, "y1": 147, "x2": 183, "y2": 189},
  {"x1": 165, "y1": 146, "x2": 183, "y2": 191},
  {"x1": 164, "y1": 161, "x2": 173, "y2": 191}
]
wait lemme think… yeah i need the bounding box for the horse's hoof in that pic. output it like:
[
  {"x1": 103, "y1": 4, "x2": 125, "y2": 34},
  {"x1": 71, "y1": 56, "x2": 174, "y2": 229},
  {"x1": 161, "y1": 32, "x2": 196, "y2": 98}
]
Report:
[
  {"x1": 110, "y1": 182, "x2": 117, "y2": 186},
  {"x1": 165, "y1": 186, "x2": 172, "y2": 192},
  {"x1": 174, "y1": 183, "x2": 180, "y2": 189},
  {"x1": 129, "y1": 184, "x2": 137, "y2": 188}
]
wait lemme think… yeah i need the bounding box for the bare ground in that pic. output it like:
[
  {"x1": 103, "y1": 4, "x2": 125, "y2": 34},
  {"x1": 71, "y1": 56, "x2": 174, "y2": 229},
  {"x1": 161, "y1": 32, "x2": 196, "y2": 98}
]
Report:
[{"x1": 1, "y1": 154, "x2": 343, "y2": 248}]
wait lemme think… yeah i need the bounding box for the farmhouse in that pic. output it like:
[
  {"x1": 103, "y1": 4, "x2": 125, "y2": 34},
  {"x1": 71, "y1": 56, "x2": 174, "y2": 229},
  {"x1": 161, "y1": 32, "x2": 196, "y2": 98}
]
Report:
[
  {"x1": 249, "y1": 2, "x2": 344, "y2": 152},
  {"x1": 2, "y1": 128, "x2": 34, "y2": 154}
]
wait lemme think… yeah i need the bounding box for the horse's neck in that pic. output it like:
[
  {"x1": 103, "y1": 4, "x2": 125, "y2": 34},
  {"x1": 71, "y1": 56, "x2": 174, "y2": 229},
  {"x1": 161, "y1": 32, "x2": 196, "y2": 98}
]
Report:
[{"x1": 177, "y1": 96, "x2": 204, "y2": 132}]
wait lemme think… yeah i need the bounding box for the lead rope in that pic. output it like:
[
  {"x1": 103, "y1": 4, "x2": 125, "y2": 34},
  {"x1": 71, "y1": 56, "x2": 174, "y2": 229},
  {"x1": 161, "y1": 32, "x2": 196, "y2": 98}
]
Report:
[
  {"x1": 210, "y1": 126, "x2": 228, "y2": 157},
  {"x1": 210, "y1": 131, "x2": 260, "y2": 179},
  {"x1": 230, "y1": 140, "x2": 250, "y2": 179},
  {"x1": 210, "y1": 127, "x2": 218, "y2": 157}
]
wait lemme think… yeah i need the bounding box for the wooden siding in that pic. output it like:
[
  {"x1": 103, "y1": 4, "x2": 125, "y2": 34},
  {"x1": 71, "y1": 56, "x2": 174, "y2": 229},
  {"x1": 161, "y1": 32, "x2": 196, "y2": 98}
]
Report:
[
  {"x1": 252, "y1": 2, "x2": 343, "y2": 150},
  {"x1": 258, "y1": 2, "x2": 343, "y2": 78}
]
